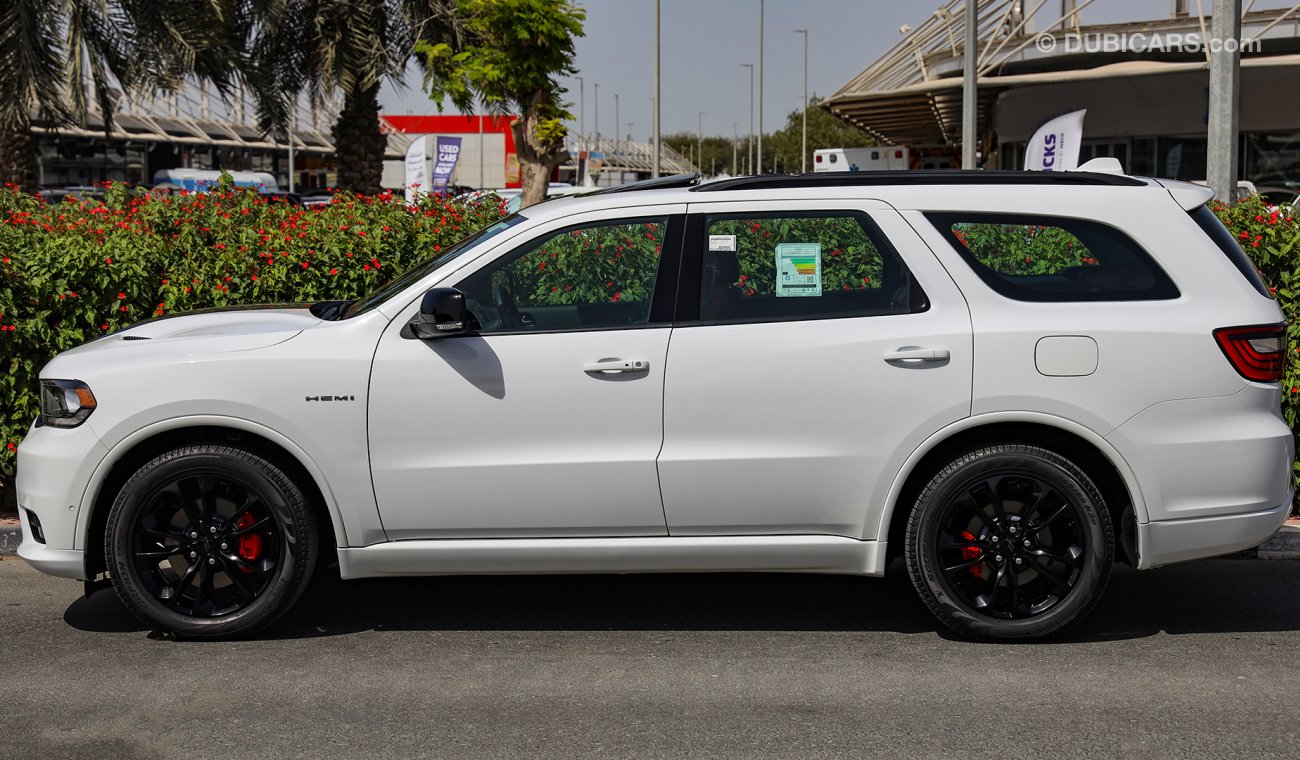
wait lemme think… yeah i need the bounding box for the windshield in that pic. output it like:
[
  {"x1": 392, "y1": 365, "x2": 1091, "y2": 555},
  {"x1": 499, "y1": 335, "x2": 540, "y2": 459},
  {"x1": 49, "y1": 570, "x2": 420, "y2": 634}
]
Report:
[{"x1": 343, "y1": 213, "x2": 528, "y2": 318}]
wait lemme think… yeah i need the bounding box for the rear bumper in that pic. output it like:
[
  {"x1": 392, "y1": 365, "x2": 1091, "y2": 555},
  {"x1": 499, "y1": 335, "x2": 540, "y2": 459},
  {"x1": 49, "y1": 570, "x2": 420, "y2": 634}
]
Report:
[{"x1": 1136, "y1": 489, "x2": 1293, "y2": 569}]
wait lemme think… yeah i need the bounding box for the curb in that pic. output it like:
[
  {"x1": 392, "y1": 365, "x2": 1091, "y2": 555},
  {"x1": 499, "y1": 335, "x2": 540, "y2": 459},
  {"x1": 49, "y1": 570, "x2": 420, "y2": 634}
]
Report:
[
  {"x1": 1257, "y1": 523, "x2": 1300, "y2": 560},
  {"x1": 2, "y1": 521, "x2": 1299, "y2": 560},
  {"x1": 0, "y1": 523, "x2": 20, "y2": 557}
]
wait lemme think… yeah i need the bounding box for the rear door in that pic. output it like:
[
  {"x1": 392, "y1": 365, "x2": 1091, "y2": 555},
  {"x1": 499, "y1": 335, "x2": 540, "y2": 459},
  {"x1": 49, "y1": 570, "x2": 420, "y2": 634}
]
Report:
[{"x1": 657, "y1": 199, "x2": 973, "y2": 539}]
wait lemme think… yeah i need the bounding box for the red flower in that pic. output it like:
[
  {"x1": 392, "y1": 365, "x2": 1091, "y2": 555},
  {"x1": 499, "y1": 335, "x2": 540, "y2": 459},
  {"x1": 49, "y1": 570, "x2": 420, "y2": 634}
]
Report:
[
  {"x1": 117, "y1": 292, "x2": 125, "y2": 300},
  {"x1": 301, "y1": 261, "x2": 310, "y2": 269},
  {"x1": 329, "y1": 268, "x2": 338, "y2": 275}
]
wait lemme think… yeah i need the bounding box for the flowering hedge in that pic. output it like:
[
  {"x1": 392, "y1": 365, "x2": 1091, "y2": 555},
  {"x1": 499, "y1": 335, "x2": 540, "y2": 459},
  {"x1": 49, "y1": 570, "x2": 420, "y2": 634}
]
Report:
[
  {"x1": 0, "y1": 179, "x2": 506, "y2": 481},
  {"x1": 1211, "y1": 197, "x2": 1300, "y2": 496},
  {"x1": 1, "y1": 184, "x2": 1298, "y2": 512}
]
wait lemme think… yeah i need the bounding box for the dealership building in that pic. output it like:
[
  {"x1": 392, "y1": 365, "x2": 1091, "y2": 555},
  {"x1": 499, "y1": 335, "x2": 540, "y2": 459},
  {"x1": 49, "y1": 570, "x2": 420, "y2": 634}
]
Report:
[{"x1": 823, "y1": 1, "x2": 1300, "y2": 191}]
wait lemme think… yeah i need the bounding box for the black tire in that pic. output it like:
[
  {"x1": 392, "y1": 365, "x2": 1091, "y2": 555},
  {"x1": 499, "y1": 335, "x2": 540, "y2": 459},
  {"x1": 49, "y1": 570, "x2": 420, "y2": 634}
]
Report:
[
  {"x1": 904, "y1": 444, "x2": 1113, "y2": 641},
  {"x1": 105, "y1": 444, "x2": 318, "y2": 638}
]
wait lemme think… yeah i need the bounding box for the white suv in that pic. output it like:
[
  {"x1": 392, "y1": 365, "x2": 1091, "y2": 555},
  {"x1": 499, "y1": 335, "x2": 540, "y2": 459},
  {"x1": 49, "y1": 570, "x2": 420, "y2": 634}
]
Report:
[{"x1": 16, "y1": 170, "x2": 1294, "y2": 640}]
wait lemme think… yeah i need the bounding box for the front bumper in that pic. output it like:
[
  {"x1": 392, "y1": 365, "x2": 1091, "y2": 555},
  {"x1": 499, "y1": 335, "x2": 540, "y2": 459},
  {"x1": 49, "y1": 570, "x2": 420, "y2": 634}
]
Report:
[
  {"x1": 1137, "y1": 489, "x2": 1293, "y2": 569},
  {"x1": 14, "y1": 420, "x2": 109, "y2": 581}
]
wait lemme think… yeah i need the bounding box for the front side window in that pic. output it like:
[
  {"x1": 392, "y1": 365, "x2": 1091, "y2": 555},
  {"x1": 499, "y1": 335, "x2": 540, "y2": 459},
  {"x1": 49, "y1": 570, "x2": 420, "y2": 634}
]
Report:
[
  {"x1": 697, "y1": 211, "x2": 922, "y2": 323},
  {"x1": 929, "y1": 212, "x2": 1179, "y2": 302},
  {"x1": 457, "y1": 216, "x2": 667, "y2": 333}
]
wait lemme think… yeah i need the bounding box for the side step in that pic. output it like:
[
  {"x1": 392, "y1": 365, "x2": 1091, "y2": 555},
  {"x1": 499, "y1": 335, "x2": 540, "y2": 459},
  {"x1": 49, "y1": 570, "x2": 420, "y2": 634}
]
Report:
[{"x1": 336, "y1": 535, "x2": 886, "y2": 579}]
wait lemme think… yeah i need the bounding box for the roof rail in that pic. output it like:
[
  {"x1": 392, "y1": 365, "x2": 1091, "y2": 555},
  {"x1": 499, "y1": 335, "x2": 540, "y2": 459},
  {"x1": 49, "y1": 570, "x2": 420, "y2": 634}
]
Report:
[
  {"x1": 691, "y1": 170, "x2": 1146, "y2": 192},
  {"x1": 581, "y1": 173, "x2": 699, "y2": 196}
]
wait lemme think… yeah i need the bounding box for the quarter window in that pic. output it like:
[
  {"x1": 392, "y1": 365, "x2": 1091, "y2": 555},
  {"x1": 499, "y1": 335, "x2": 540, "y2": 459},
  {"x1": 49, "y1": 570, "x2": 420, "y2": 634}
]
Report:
[
  {"x1": 929, "y1": 213, "x2": 1178, "y2": 302},
  {"x1": 456, "y1": 217, "x2": 667, "y2": 332},
  {"x1": 697, "y1": 211, "x2": 923, "y2": 322}
]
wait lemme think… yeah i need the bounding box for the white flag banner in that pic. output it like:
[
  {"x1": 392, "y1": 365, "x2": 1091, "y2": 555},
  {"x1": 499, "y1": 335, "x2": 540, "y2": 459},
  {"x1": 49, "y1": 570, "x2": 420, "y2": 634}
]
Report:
[
  {"x1": 404, "y1": 136, "x2": 427, "y2": 203},
  {"x1": 1023, "y1": 109, "x2": 1086, "y2": 172}
]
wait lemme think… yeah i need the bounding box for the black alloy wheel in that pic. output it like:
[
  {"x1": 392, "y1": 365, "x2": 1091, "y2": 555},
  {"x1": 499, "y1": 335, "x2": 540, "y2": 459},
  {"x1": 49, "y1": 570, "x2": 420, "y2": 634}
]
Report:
[
  {"x1": 106, "y1": 444, "x2": 317, "y2": 638},
  {"x1": 906, "y1": 444, "x2": 1113, "y2": 641}
]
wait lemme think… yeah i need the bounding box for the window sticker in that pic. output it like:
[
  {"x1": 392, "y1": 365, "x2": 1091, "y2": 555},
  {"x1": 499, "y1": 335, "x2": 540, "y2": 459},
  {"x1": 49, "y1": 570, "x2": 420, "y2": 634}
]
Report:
[
  {"x1": 775, "y1": 242, "x2": 822, "y2": 297},
  {"x1": 708, "y1": 234, "x2": 737, "y2": 252}
]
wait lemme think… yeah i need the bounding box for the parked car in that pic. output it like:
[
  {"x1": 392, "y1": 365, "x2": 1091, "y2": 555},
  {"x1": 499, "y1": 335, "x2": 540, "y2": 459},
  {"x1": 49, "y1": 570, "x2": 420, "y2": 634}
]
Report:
[
  {"x1": 36, "y1": 185, "x2": 106, "y2": 203},
  {"x1": 16, "y1": 166, "x2": 1292, "y2": 640}
]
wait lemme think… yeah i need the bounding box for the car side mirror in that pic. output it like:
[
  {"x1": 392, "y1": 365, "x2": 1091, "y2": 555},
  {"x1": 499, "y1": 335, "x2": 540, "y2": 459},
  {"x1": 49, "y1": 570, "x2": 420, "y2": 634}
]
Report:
[{"x1": 407, "y1": 287, "x2": 472, "y2": 339}]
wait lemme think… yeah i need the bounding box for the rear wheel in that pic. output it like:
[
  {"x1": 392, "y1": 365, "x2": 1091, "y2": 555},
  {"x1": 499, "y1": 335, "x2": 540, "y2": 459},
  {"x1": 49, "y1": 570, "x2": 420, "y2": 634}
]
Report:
[
  {"x1": 905, "y1": 445, "x2": 1113, "y2": 641},
  {"x1": 105, "y1": 444, "x2": 317, "y2": 638}
]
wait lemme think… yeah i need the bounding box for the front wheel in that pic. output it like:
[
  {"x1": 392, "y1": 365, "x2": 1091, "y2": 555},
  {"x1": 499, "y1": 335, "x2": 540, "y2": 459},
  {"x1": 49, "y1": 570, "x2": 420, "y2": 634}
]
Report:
[
  {"x1": 105, "y1": 444, "x2": 318, "y2": 638},
  {"x1": 905, "y1": 445, "x2": 1113, "y2": 641}
]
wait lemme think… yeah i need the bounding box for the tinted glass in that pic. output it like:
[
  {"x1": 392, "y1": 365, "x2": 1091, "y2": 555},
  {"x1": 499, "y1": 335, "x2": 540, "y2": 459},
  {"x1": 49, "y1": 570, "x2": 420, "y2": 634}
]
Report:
[
  {"x1": 697, "y1": 212, "x2": 922, "y2": 322},
  {"x1": 457, "y1": 217, "x2": 667, "y2": 333},
  {"x1": 929, "y1": 213, "x2": 1179, "y2": 302}
]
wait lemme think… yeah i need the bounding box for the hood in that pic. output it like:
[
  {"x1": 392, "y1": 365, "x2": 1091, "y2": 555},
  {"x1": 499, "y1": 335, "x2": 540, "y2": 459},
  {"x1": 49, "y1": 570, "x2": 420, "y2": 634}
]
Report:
[{"x1": 52, "y1": 304, "x2": 322, "y2": 365}]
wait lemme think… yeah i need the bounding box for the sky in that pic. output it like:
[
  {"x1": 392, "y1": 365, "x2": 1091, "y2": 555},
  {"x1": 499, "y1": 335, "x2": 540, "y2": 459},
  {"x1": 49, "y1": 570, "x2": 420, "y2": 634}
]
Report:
[{"x1": 379, "y1": 0, "x2": 1296, "y2": 139}]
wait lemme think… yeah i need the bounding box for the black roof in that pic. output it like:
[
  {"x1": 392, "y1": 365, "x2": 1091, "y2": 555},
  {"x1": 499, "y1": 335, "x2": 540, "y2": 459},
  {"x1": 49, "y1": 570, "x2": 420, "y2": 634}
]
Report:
[{"x1": 692, "y1": 170, "x2": 1146, "y2": 191}]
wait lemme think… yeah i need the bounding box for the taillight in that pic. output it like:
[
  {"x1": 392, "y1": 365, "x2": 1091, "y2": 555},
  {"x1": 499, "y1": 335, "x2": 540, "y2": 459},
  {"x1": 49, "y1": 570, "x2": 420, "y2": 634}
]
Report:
[{"x1": 1214, "y1": 324, "x2": 1287, "y2": 382}]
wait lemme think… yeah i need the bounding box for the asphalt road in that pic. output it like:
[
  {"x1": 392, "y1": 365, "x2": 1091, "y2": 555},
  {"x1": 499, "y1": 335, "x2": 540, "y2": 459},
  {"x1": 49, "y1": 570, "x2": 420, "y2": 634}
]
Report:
[{"x1": 2, "y1": 556, "x2": 1298, "y2": 760}]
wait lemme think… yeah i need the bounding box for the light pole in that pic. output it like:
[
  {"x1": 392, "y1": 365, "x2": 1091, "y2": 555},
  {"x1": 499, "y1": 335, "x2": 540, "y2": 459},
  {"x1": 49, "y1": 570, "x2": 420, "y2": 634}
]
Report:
[
  {"x1": 793, "y1": 28, "x2": 808, "y2": 173},
  {"x1": 574, "y1": 76, "x2": 584, "y2": 152},
  {"x1": 757, "y1": 0, "x2": 765, "y2": 174},
  {"x1": 697, "y1": 111, "x2": 705, "y2": 175},
  {"x1": 652, "y1": 0, "x2": 661, "y2": 178},
  {"x1": 961, "y1": 0, "x2": 976, "y2": 169},
  {"x1": 733, "y1": 121, "x2": 738, "y2": 175},
  {"x1": 741, "y1": 63, "x2": 754, "y2": 175},
  {"x1": 594, "y1": 82, "x2": 600, "y2": 149},
  {"x1": 614, "y1": 93, "x2": 620, "y2": 151}
]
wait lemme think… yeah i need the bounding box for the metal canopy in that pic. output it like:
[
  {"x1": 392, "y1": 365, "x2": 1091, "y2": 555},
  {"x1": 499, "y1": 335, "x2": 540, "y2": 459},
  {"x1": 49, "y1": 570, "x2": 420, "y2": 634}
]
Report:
[{"x1": 823, "y1": 0, "x2": 1300, "y2": 146}]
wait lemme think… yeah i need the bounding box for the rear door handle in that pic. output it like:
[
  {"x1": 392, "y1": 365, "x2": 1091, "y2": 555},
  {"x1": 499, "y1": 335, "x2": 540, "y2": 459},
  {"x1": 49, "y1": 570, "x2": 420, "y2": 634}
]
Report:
[
  {"x1": 583, "y1": 358, "x2": 650, "y2": 374},
  {"x1": 883, "y1": 347, "x2": 951, "y2": 363}
]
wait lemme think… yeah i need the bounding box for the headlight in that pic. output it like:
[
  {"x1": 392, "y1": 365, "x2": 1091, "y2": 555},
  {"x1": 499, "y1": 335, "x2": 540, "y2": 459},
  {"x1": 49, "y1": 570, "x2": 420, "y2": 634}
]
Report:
[{"x1": 39, "y1": 379, "x2": 97, "y2": 428}]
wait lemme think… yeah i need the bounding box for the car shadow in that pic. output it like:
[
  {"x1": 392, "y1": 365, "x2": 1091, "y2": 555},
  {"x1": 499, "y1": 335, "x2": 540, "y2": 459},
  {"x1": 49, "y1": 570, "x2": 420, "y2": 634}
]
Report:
[{"x1": 62, "y1": 558, "x2": 1300, "y2": 643}]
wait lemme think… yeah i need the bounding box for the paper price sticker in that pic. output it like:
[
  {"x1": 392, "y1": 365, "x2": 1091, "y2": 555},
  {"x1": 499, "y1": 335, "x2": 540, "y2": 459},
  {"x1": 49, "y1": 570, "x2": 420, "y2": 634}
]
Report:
[{"x1": 708, "y1": 234, "x2": 737, "y2": 252}]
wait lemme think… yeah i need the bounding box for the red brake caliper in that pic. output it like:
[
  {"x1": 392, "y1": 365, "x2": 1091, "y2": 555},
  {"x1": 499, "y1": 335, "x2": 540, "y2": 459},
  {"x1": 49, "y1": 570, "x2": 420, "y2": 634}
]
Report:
[
  {"x1": 234, "y1": 512, "x2": 263, "y2": 572},
  {"x1": 959, "y1": 530, "x2": 983, "y2": 578}
]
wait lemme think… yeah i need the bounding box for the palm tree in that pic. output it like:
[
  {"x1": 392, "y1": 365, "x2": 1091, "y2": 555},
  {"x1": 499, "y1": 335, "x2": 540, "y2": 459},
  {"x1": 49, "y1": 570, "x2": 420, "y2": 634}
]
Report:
[
  {"x1": 0, "y1": 0, "x2": 239, "y2": 192},
  {"x1": 245, "y1": 1, "x2": 460, "y2": 195}
]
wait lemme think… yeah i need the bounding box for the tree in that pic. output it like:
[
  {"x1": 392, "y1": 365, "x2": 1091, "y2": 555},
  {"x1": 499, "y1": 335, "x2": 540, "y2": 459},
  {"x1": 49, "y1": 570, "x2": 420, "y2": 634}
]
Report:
[
  {"x1": 0, "y1": 0, "x2": 237, "y2": 192},
  {"x1": 418, "y1": 0, "x2": 584, "y2": 208},
  {"x1": 246, "y1": 1, "x2": 460, "y2": 195},
  {"x1": 766, "y1": 96, "x2": 879, "y2": 173},
  {"x1": 662, "y1": 133, "x2": 741, "y2": 177},
  {"x1": 662, "y1": 96, "x2": 878, "y2": 178}
]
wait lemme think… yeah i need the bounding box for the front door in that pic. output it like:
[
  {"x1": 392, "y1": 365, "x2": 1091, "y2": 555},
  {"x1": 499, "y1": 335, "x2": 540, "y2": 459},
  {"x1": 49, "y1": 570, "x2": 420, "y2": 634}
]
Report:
[{"x1": 369, "y1": 209, "x2": 684, "y2": 539}]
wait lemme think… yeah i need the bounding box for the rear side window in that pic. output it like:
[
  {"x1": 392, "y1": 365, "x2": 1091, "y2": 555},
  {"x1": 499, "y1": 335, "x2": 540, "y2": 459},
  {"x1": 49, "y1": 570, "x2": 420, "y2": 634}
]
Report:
[
  {"x1": 697, "y1": 211, "x2": 925, "y2": 323},
  {"x1": 928, "y1": 212, "x2": 1179, "y2": 302},
  {"x1": 1189, "y1": 205, "x2": 1271, "y2": 298}
]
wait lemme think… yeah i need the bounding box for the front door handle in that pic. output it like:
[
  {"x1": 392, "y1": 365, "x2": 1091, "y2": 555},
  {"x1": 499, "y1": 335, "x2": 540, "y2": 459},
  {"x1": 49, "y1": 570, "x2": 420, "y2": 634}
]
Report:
[
  {"x1": 583, "y1": 358, "x2": 650, "y2": 374},
  {"x1": 883, "y1": 347, "x2": 951, "y2": 363}
]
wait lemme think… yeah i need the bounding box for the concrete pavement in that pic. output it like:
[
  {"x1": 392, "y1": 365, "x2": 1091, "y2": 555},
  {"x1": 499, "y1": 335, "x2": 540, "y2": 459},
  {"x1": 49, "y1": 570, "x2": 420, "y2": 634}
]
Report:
[{"x1": 1, "y1": 556, "x2": 1299, "y2": 759}]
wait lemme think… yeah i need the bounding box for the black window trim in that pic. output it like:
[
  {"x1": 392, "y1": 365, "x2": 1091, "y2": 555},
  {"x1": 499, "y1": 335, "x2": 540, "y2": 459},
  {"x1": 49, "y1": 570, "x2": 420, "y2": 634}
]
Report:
[
  {"x1": 445, "y1": 212, "x2": 687, "y2": 337},
  {"x1": 675, "y1": 207, "x2": 929, "y2": 326},
  {"x1": 1188, "y1": 204, "x2": 1272, "y2": 299},
  {"x1": 926, "y1": 211, "x2": 1180, "y2": 303}
]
